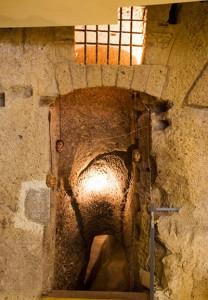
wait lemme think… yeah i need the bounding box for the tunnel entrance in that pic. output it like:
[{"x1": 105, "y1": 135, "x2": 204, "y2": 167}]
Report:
[{"x1": 48, "y1": 87, "x2": 153, "y2": 292}]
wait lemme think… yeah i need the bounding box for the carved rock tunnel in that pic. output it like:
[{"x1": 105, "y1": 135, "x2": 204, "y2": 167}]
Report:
[{"x1": 49, "y1": 87, "x2": 156, "y2": 291}]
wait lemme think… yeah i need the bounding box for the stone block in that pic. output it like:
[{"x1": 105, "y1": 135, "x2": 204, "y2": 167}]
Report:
[
  {"x1": 102, "y1": 65, "x2": 118, "y2": 87},
  {"x1": 37, "y1": 65, "x2": 59, "y2": 97},
  {"x1": 25, "y1": 188, "x2": 50, "y2": 224},
  {"x1": 145, "y1": 65, "x2": 168, "y2": 98},
  {"x1": 131, "y1": 65, "x2": 151, "y2": 92},
  {"x1": 144, "y1": 32, "x2": 174, "y2": 66},
  {"x1": 54, "y1": 26, "x2": 75, "y2": 62},
  {"x1": 117, "y1": 66, "x2": 134, "y2": 89},
  {"x1": 55, "y1": 43, "x2": 75, "y2": 62},
  {"x1": 187, "y1": 64, "x2": 208, "y2": 107},
  {"x1": 87, "y1": 65, "x2": 102, "y2": 87},
  {"x1": 70, "y1": 64, "x2": 87, "y2": 90},
  {"x1": 55, "y1": 62, "x2": 73, "y2": 95},
  {"x1": 0, "y1": 227, "x2": 43, "y2": 293}
]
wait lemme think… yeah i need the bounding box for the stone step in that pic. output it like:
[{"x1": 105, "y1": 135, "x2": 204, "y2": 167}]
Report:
[{"x1": 43, "y1": 290, "x2": 149, "y2": 300}]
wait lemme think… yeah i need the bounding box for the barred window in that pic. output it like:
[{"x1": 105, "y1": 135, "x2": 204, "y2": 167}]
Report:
[{"x1": 75, "y1": 6, "x2": 146, "y2": 65}]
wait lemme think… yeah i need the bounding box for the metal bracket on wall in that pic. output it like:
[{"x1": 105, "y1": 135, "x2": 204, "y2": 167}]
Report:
[{"x1": 149, "y1": 207, "x2": 180, "y2": 300}]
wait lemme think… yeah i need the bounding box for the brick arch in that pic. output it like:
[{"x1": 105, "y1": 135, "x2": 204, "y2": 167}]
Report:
[{"x1": 52, "y1": 63, "x2": 168, "y2": 99}]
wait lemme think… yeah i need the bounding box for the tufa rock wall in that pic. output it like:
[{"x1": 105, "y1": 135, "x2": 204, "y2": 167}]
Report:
[
  {"x1": 0, "y1": 27, "x2": 74, "y2": 297},
  {"x1": 1, "y1": 2, "x2": 208, "y2": 298},
  {"x1": 144, "y1": 3, "x2": 208, "y2": 300}
]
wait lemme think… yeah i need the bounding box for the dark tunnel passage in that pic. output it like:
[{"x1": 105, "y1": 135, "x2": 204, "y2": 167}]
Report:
[
  {"x1": 55, "y1": 151, "x2": 136, "y2": 290},
  {"x1": 50, "y1": 87, "x2": 145, "y2": 291}
]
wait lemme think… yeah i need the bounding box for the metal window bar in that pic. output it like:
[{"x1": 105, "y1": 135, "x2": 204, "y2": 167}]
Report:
[
  {"x1": 84, "y1": 25, "x2": 87, "y2": 64},
  {"x1": 130, "y1": 7, "x2": 133, "y2": 65},
  {"x1": 107, "y1": 24, "x2": 110, "y2": 64},
  {"x1": 118, "y1": 7, "x2": 122, "y2": 65},
  {"x1": 75, "y1": 6, "x2": 146, "y2": 65},
  {"x1": 96, "y1": 25, "x2": 98, "y2": 64}
]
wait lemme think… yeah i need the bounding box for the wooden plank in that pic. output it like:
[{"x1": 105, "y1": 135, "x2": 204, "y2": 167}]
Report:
[{"x1": 43, "y1": 290, "x2": 149, "y2": 300}]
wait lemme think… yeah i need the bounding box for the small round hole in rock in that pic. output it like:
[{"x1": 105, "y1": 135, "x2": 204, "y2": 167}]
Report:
[{"x1": 152, "y1": 101, "x2": 172, "y2": 114}]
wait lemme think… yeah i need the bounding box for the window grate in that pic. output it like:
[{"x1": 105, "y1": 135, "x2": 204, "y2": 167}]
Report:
[{"x1": 75, "y1": 6, "x2": 146, "y2": 66}]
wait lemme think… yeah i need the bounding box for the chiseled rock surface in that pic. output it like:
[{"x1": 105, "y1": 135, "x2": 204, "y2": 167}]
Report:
[
  {"x1": 152, "y1": 107, "x2": 208, "y2": 300},
  {"x1": 0, "y1": 28, "x2": 62, "y2": 295},
  {"x1": 0, "y1": 3, "x2": 208, "y2": 299},
  {"x1": 0, "y1": 227, "x2": 43, "y2": 294},
  {"x1": 158, "y1": 201, "x2": 208, "y2": 300},
  {"x1": 186, "y1": 63, "x2": 208, "y2": 107},
  {"x1": 145, "y1": 3, "x2": 208, "y2": 300}
]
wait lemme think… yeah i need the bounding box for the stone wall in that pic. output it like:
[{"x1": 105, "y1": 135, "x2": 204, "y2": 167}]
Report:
[
  {"x1": 144, "y1": 3, "x2": 208, "y2": 300},
  {"x1": 0, "y1": 27, "x2": 74, "y2": 297},
  {"x1": 0, "y1": 26, "x2": 166, "y2": 297},
  {"x1": 0, "y1": 2, "x2": 208, "y2": 299}
]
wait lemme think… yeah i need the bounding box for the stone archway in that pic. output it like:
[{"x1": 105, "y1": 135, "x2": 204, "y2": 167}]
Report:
[
  {"x1": 41, "y1": 62, "x2": 169, "y2": 293},
  {"x1": 52, "y1": 63, "x2": 167, "y2": 99}
]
